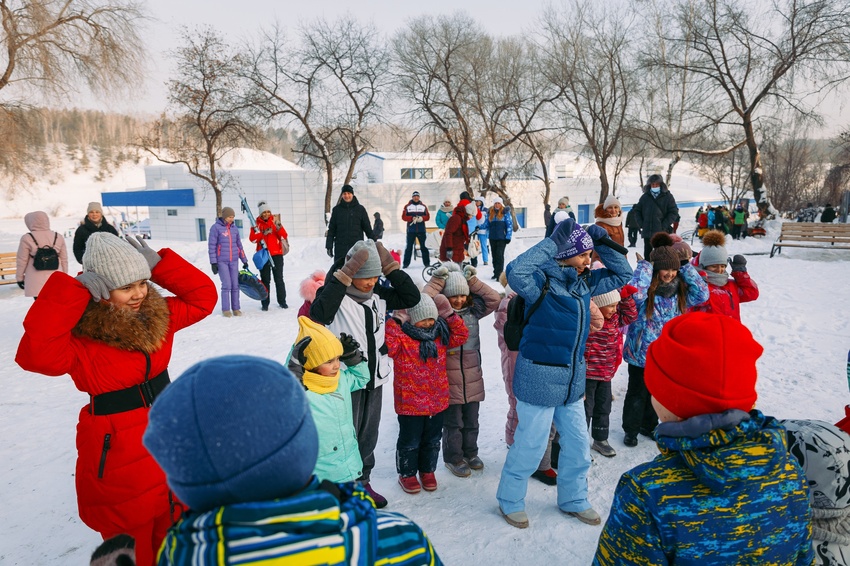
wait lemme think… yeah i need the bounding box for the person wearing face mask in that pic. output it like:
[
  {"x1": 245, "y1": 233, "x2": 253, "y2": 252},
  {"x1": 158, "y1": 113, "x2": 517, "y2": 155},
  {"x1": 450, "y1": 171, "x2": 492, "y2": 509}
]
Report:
[
  {"x1": 496, "y1": 218, "x2": 632, "y2": 530},
  {"x1": 310, "y1": 240, "x2": 421, "y2": 509},
  {"x1": 632, "y1": 174, "x2": 679, "y2": 260}
]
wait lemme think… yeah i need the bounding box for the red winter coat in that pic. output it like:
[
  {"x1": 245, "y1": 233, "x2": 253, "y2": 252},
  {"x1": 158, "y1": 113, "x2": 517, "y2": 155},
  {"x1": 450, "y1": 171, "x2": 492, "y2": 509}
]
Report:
[
  {"x1": 584, "y1": 297, "x2": 638, "y2": 381},
  {"x1": 386, "y1": 315, "x2": 468, "y2": 416},
  {"x1": 249, "y1": 215, "x2": 289, "y2": 256},
  {"x1": 689, "y1": 271, "x2": 759, "y2": 321},
  {"x1": 15, "y1": 250, "x2": 216, "y2": 566},
  {"x1": 439, "y1": 205, "x2": 470, "y2": 261}
]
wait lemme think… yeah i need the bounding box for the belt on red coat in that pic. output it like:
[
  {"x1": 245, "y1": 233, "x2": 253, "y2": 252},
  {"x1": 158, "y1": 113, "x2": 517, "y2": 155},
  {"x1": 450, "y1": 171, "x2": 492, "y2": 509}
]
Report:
[{"x1": 89, "y1": 370, "x2": 170, "y2": 416}]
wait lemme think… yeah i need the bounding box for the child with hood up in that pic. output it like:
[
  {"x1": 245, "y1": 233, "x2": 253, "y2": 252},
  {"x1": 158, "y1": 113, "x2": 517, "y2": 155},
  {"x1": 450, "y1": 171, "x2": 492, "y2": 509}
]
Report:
[
  {"x1": 690, "y1": 230, "x2": 759, "y2": 321},
  {"x1": 286, "y1": 316, "x2": 370, "y2": 484},
  {"x1": 424, "y1": 262, "x2": 501, "y2": 477},
  {"x1": 297, "y1": 270, "x2": 326, "y2": 318},
  {"x1": 386, "y1": 292, "x2": 469, "y2": 494}
]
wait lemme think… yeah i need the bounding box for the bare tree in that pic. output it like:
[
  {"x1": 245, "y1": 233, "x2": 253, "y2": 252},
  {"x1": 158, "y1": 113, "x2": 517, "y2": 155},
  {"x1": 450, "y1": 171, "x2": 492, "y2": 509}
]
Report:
[
  {"x1": 761, "y1": 123, "x2": 831, "y2": 214},
  {"x1": 694, "y1": 135, "x2": 751, "y2": 209},
  {"x1": 646, "y1": 0, "x2": 850, "y2": 215},
  {"x1": 242, "y1": 16, "x2": 389, "y2": 220},
  {"x1": 0, "y1": 0, "x2": 147, "y2": 179},
  {"x1": 394, "y1": 12, "x2": 554, "y2": 220},
  {"x1": 140, "y1": 26, "x2": 260, "y2": 217},
  {"x1": 538, "y1": 0, "x2": 638, "y2": 204}
]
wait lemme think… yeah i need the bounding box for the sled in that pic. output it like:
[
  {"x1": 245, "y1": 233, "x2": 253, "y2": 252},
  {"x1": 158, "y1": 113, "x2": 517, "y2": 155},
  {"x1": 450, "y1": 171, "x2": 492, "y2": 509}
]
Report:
[{"x1": 238, "y1": 268, "x2": 268, "y2": 301}]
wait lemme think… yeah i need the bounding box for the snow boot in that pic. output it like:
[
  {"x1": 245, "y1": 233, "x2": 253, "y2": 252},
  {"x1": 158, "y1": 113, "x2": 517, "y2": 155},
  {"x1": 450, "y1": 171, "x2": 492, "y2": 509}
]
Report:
[
  {"x1": 464, "y1": 456, "x2": 484, "y2": 470},
  {"x1": 232, "y1": 310, "x2": 242, "y2": 316},
  {"x1": 445, "y1": 460, "x2": 472, "y2": 478},
  {"x1": 361, "y1": 482, "x2": 388, "y2": 508},
  {"x1": 500, "y1": 507, "x2": 529, "y2": 529},
  {"x1": 420, "y1": 472, "x2": 438, "y2": 491},
  {"x1": 624, "y1": 433, "x2": 638, "y2": 447},
  {"x1": 398, "y1": 474, "x2": 421, "y2": 494},
  {"x1": 222, "y1": 310, "x2": 232, "y2": 318},
  {"x1": 564, "y1": 507, "x2": 601, "y2": 526},
  {"x1": 591, "y1": 440, "x2": 617, "y2": 458}
]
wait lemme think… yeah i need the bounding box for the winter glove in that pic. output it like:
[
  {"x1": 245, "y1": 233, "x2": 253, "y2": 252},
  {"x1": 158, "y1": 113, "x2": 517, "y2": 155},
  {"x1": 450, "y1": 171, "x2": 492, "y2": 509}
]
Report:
[
  {"x1": 211, "y1": 263, "x2": 219, "y2": 275},
  {"x1": 729, "y1": 254, "x2": 747, "y2": 272},
  {"x1": 334, "y1": 246, "x2": 371, "y2": 286},
  {"x1": 326, "y1": 248, "x2": 334, "y2": 258},
  {"x1": 550, "y1": 218, "x2": 577, "y2": 248},
  {"x1": 585, "y1": 224, "x2": 609, "y2": 243},
  {"x1": 463, "y1": 265, "x2": 477, "y2": 280},
  {"x1": 620, "y1": 284, "x2": 638, "y2": 299},
  {"x1": 242, "y1": 263, "x2": 249, "y2": 271},
  {"x1": 339, "y1": 333, "x2": 365, "y2": 367},
  {"x1": 434, "y1": 293, "x2": 454, "y2": 319},
  {"x1": 375, "y1": 241, "x2": 400, "y2": 275},
  {"x1": 126, "y1": 235, "x2": 160, "y2": 270},
  {"x1": 17, "y1": 280, "x2": 24, "y2": 289},
  {"x1": 76, "y1": 271, "x2": 114, "y2": 302},
  {"x1": 432, "y1": 265, "x2": 450, "y2": 280},
  {"x1": 288, "y1": 336, "x2": 311, "y2": 382}
]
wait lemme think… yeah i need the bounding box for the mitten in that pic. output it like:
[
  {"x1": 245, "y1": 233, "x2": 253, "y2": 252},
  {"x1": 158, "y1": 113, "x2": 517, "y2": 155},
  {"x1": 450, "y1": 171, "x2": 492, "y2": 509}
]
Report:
[
  {"x1": 76, "y1": 271, "x2": 114, "y2": 302},
  {"x1": 375, "y1": 241, "x2": 400, "y2": 275},
  {"x1": 288, "y1": 337, "x2": 312, "y2": 381},
  {"x1": 549, "y1": 218, "x2": 576, "y2": 248},
  {"x1": 334, "y1": 247, "x2": 370, "y2": 286},
  {"x1": 339, "y1": 333, "x2": 365, "y2": 366},
  {"x1": 17, "y1": 280, "x2": 25, "y2": 289},
  {"x1": 585, "y1": 224, "x2": 609, "y2": 242},
  {"x1": 126, "y1": 235, "x2": 160, "y2": 270},
  {"x1": 463, "y1": 264, "x2": 477, "y2": 280},
  {"x1": 730, "y1": 254, "x2": 747, "y2": 272},
  {"x1": 620, "y1": 284, "x2": 638, "y2": 298},
  {"x1": 434, "y1": 293, "x2": 454, "y2": 319},
  {"x1": 211, "y1": 263, "x2": 219, "y2": 275},
  {"x1": 326, "y1": 248, "x2": 334, "y2": 258},
  {"x1": 432, "y1": 265, "x2": 450, "y2": 280}
]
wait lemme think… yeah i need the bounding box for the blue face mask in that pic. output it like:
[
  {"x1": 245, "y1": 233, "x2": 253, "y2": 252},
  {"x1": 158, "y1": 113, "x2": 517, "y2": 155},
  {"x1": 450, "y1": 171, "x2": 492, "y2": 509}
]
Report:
[{"x1": 650, "y1": 187, "x2": 661, "y2": 196}]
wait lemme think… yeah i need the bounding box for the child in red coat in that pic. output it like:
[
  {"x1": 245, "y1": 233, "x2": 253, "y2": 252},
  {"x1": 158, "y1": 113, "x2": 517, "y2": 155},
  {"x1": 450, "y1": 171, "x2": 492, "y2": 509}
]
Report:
[
  {"x1": 690, "y1": 230, "x2": 759, "y2": 321},
  {"x1": 584, "y1": 286, "x2": 638, "y2": 458},
  {"x1": 385, "y1": 292, "x2": 468, "y2": 494}
]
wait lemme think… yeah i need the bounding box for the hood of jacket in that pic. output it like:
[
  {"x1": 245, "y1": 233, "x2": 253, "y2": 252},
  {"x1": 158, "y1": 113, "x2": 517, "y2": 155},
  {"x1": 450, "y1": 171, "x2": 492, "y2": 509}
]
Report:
[
  {"x1": 655, "y1": 410, "x2": 788, "y2": 492},
  {"x1": 25, "y1": 211, "x2": 51, "y2": 232},
  {"x1": 642, "y1": 180, "x2": 670, "y2": 194}
]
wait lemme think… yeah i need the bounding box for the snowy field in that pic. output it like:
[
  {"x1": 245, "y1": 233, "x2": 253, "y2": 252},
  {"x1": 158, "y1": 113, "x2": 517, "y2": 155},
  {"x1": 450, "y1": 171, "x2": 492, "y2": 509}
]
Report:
[{"x1": 1, "y1": 178, "x2": 849, "y2": 564}]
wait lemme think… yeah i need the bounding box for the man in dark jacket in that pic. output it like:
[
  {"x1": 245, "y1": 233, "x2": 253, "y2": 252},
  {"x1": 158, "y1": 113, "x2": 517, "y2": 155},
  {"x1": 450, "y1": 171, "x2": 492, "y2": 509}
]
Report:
[
  {"x1": 402, "y1": 191, "x2": 431, "y2": 268},
  {"x1": 632, "y1": 175, "x2": 678, "y2": 259},
  {"x1": 625, "y1": 206, "x2": 640, "y2": 247},
  {"x1": 325, "y1": 185, "x2": 374, "y2": 264},
  {"x1": 73, "y1": 202, "x2": 119, "y2": 263},
  {"x1": 820, "y1": 204, "x2": 837, "y2": 223}
]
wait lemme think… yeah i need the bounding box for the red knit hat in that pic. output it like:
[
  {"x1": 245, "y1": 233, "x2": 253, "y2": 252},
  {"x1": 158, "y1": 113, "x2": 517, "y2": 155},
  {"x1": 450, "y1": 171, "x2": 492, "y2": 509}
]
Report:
[{"x1": 645, "y1": 312, "x2": 763, "y2": 419}]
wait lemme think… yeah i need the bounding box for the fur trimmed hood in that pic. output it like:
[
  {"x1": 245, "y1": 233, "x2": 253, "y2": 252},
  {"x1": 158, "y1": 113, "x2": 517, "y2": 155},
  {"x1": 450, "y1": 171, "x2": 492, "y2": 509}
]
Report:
[
  {"x1": 299, "y1": 270, "x2": 326, "y2": 302},
  {"x1": 72, "y1": 285, "x2": 170, "y2": 353}
]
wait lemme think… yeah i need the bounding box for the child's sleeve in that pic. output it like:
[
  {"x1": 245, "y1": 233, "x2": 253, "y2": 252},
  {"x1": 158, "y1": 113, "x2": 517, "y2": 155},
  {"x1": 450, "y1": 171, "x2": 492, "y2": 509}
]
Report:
[
  {"x1": 385, "y1": 318, "x2": 403, "y2": 358},
  {"x1": 629, "y1": 261, "x2": 653, "y2": 304},
  {"x1": 589, "y1": 300, "x2": 604, "y2": 333},
  {"x1": 154, "y1": 249, "x2": 218, "y2": 331},
  {"x1": 731, "y1": 271, "x2": 759, "y2": 304},
  {"x1": 468, "y1": 275, "x2": 501, "y2": 318},
  {"x1": 680, "y1": 263, "x2": 710, "y2": 308},
  {"x1": 618, "y1": 296, "x2": 639, "y2": 327},
  {"x1": 446, "y1": 313, "x2": 469, "y2": 349},
  {"x1": 344, "y1": 361, "x2": 371, "y2": 392}
]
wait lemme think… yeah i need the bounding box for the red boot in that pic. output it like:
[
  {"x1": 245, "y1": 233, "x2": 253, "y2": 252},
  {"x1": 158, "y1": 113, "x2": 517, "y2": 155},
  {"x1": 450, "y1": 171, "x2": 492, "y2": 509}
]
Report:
[
  {"x1": 398, "y1": 474, "x2": 421, "y2": 494},
  {"x1": 420, "y1": 472, "x2": 438, "y2": 491}
]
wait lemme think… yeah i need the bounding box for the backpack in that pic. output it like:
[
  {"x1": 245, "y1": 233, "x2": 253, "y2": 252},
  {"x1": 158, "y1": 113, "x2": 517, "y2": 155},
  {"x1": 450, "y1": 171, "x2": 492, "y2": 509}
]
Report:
[
  {"x1": 29, "y1": 233, "x2": 59, "y2": 271},
  {"x1": 504, "y1": 277, "x2": 550, "y2": 351}
]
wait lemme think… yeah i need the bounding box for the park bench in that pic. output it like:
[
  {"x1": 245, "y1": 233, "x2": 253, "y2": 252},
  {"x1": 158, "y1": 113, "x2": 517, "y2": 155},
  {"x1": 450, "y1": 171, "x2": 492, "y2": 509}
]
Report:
[
  {"x1": 770, "y1": 223, "x2": 850, "y2": 258},
  {"x1": 0, "y1": 252, "x2": 17, "y2": 285}
]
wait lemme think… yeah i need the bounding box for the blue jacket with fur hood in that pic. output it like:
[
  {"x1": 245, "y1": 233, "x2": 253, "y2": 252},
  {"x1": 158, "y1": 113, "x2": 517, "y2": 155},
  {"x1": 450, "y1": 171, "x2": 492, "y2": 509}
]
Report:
[{"x1": 506, "y1": 239, "x2": 631, "y2": 406}]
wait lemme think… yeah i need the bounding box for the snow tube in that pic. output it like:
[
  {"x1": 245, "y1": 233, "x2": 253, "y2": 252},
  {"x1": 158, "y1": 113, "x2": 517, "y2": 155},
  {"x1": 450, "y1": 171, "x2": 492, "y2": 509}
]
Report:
[{"x1": 238, "y1": 269, "x2": 268, "y2": 301}]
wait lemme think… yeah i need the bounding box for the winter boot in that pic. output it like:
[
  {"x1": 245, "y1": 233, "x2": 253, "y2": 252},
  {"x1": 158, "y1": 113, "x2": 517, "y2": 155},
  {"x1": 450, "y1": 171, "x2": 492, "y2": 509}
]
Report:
[
  {"x1": 419, "y1": 472, "x2": 438, "y2": 491},
  {"x1": 398, "y1": 475, "x2": 421, "y2": 494},
  {"x1": 232, "y1": 310, "x2": 242, "y2": 316},
  {"x1": 500, "y1": 507, "x2": 529, "y2": 529},
  {"x1": 564, "y1": 507, "x2": 601, "y2": 525},
  {"x1": 624, "y1": 433, "x2": 638, "y2": 447},
  {"x1": 464, "y1": 456, "x2": 484, "y2": 470},
  {"x1": 531, "y1": 468, "x2": 558, "y2": 486},
  {"x1": 222, "y1": 310, "x2": 232, "y2": 318},
  {"x1": 591, "y1": 440, "x2": 617, "y2": 458},
  {"x1": 445, "y1": 460, "x2": 472, "y2": 478},
  {"x1": 361, "y1": 482, "x2": 387, "y2": 508}
]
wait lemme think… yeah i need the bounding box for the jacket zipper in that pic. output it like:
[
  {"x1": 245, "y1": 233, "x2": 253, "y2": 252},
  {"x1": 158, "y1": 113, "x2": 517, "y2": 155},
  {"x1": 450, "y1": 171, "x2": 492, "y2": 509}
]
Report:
[
  {"x1": 566, "y1": 283, "x2": 587, "y2": 404},
  {"x1": 98, "y1": 433, "x2": 111, "y2": 478},
  {"x1": 459, "y1": 344, "x2": 467, "y2": 403}
]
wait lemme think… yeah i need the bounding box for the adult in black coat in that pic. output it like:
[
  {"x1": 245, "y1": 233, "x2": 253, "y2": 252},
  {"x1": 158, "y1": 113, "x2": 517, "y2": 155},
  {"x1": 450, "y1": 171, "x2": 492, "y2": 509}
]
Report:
[
  {"x1": 325, "y1": 185, "x2": 375, "y2": 264},
  {"x1": 632, "y1": 174, "x2": 679, "y2": 259},
  {"x1": 372, "y1": 212, "x2": 385, "y2": 240},
  {"x1": 72, "y1": 201, "x2": 119, "y2": 263},
  {"x1": 820, "y1": 204, "x2": 837, "y2": 223},
  {"x1": 625, "y1": 206, "x2": 640, "y2": 247}
]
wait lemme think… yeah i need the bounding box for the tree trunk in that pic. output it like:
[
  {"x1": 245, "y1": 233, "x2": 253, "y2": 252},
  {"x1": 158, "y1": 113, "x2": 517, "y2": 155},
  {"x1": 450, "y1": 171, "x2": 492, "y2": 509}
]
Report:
[
  {"x1": 743, "y1": 116, "x2": 771, "y2": 216},
  {"x1": 323, "y1": 160, "x2": 334, "y2": 225}
]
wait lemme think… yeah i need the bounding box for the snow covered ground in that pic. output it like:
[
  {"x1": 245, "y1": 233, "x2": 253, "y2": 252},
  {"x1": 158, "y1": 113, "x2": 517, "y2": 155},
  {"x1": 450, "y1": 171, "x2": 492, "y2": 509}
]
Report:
[{"x1": 1, "y1": 178, "x2": 849, "y2": 564}]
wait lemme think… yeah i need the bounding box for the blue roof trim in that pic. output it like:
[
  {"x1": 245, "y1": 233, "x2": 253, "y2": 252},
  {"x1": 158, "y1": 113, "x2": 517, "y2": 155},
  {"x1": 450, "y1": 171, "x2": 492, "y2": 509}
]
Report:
[
  {"x1": 102, "y1": 189, "x2": 195, "y2": 207},
  {"x1": 363, "y1": 152, "x2": 385, "y2": 160}
]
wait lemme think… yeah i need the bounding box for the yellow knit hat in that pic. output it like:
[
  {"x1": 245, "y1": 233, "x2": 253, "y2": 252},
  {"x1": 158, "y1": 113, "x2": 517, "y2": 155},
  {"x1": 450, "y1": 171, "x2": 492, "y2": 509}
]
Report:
[{"x1": 296, "y1": 316, "x2": 343, "y2": 370}]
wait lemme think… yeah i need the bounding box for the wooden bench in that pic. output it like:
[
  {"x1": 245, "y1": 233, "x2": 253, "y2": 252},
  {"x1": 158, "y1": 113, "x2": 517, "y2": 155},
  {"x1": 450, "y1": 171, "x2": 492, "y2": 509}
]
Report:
[
  {"x1": 770, "y1": 223, "x2": 850, "y2": 258},
  {"x1": 0, "y1": 252, "x2": 17, "y2": 285}
]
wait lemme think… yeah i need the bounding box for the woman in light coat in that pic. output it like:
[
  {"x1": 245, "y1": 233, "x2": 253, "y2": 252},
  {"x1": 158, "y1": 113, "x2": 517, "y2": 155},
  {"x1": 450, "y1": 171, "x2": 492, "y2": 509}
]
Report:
[{"x1": 16, "y1": 211, "x2": 68, "y2": 298}]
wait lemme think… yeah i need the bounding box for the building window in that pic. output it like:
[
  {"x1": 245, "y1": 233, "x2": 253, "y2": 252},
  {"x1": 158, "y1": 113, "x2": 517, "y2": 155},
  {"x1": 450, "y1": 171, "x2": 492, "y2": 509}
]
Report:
[
  {"x1": 167, "y1": 209, "x2": 178, "y2": 216},
  {"x1": 449, "y1": 167, "x2": 476, "y2": 179},
  {"x1": 514, "y1": 207, "x2": 527, "y2": 228},
  {"x1": 400, "y1": 168, "x2": 433, "y2": 180},
  {"x1": 197, "y1": 218, "x2": 207, "y2": 242},
  {"x1": 235, "y1": 219, "x2": 243, "y2": 230}
]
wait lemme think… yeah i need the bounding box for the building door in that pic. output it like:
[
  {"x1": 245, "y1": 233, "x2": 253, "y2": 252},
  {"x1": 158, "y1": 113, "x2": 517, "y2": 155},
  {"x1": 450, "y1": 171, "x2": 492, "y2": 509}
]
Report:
[
  {"x1": 578, "y1": 204, "x2": 591, "y2": 224},
  {"x1": 513, "y1": 207, "x2": 527, "y2": 228},
  {"x1": 197, "y1": 218, "x2": 207, "y2": 242}
]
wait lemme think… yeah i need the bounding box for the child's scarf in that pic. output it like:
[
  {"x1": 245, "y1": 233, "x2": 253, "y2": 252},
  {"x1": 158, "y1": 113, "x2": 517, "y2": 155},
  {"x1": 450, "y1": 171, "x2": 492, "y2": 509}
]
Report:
[
  {"x1": 655, "y1": 278, "x2": 680, "y2": 298},
  {"x1": 703, "y1": 270, "x2": 729, "y2": 286},
  {"x1": 401, "y1": 318, "x2": 451, "y2": 362},
  {"x1": 302, "y1": 369, "x2": 340, "y2": 394}
]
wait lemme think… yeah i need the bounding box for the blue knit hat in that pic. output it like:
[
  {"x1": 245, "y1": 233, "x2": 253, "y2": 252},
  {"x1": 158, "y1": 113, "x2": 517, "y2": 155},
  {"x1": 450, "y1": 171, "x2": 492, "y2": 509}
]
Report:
[
  {"x1": 143, "y1": 355, "x2": 318, "y2": 512},
  {"x1": 553, "y1": 219, "x2": 594, "y2": 260}
]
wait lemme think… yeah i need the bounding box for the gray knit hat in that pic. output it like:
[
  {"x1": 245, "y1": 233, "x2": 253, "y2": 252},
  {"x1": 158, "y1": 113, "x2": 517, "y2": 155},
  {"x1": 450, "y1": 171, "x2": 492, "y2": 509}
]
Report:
[
  {"x1": 407, "y1": 293, "x2": 438, "y2": 324},
  {"x1": 87, "y1": 202, "x2": 103, "y2": 214},
  {"x1": 82, "y1": 233, "x2": 151, "y2": 289},
  {"x1": 443, "y1": 268, "x2": 470, "y2": 298},
  {"x1": 592, "y1": 289, "x2": 620, "y2": 308},
  {"x1": 698, "y1": 230, "x2": 728, "y2": 268},
  {"x1": 347, "y1": 240, "x2": 382, "y2": 279},
  {"x1": 258, "y1": 201, "x2": 271, "y2": 214}
]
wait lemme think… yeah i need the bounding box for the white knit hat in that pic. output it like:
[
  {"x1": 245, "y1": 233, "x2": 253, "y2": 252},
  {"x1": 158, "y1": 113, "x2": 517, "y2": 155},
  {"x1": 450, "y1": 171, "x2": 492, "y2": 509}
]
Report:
[
  {"x1": 592, "y1": 289, "x2": 621, "y2": 308},
  {"x1": 82, "y1": 233, "x2": 151, "y2": 289},
  {"x1": 603, "y1": 195, "x2": 621, "y2": 209},
  {"x1": 407, "y1": 293, "x2": 439, "y2": 324},
  {"x1": 492, "y1": 196, "x2": 504, "y2": 206},
  {"x1": 87, "y1": 202, "x2": 103, "y2": 214},
  {"x1": 258, "y1": 201, "x2": 271, "y2": 214}
]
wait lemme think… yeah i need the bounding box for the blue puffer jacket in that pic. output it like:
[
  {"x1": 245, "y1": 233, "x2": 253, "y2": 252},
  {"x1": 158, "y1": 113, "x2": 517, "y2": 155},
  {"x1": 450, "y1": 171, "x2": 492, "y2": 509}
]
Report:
[
  {"x1": 623, "y1": 260, "x2": 708, "y2": 368},
  {"x1": 594, "y1": 410, "x2": 813, "y2": 566},
  {"x1": 488, "y1": 207, "x2": 513, "y2": 241},
  {"x1": 506, "y1": 239, "x2": 632, "y2": 407}
]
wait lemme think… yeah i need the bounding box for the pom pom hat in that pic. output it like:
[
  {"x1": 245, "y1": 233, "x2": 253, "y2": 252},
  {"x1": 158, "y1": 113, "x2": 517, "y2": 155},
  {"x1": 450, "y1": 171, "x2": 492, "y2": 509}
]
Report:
[
  {"x1": 698, "y1": 230, "x2": 729, "y2": 268},
  {"x1": 649, "y1": 232, "x2": 680, "y2": 271},
  {"x1": 645, "y1": 312, "x2": 763, "y2": 420},
  {"x1": 143, "y1": 355, "x2": 319, "y2": 513},
  {"x1": 82, "y1": 232, "x2": 151, "y2": 290}
]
